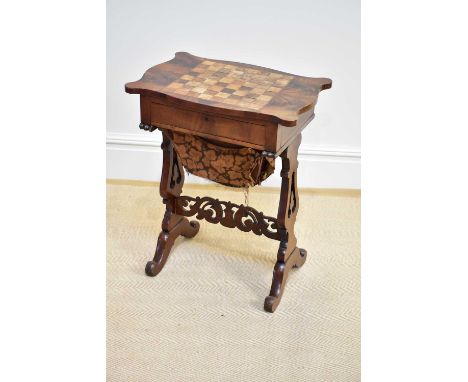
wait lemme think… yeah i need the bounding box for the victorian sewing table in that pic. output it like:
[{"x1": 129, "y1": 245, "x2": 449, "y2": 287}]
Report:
[{"x1": 125, "y1": 52, "x2": 331, "y2": 312}]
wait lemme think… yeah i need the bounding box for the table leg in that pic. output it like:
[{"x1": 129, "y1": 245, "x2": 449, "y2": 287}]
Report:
[
  {"x1": 145, "y1": 131, "x2": 200, "y2": 277},
  {"x1": 264, "y1": 134, "x2": 307, "y2": 312}
]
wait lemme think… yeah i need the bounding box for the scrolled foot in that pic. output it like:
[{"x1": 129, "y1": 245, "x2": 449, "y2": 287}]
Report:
[
  {"x1": 264, "y1": 261, "x2": 287, "y2": 313},
  {"x1": 264, "y1": 295, "x2": 280, "y2": 313},
  {"x1": 264, "y1": 246, "x2": 308, "y2": 313},
  {"x1": 181, "y1": 220, "x2": 200, "y2": 238},
  {"x1": 145, "y1": 217, "x2": 201, "y2": 277},
  {"x1": 293, "y1": 248, "x2": 307, "y2": 268},
  {"x1": 145, "y1": 260, "x2": 160, "y2": 277}
]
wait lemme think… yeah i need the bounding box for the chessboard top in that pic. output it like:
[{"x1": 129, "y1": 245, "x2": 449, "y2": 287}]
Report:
[{"x1": 125, "y1": 52, "x2": 332, "y2": 127}]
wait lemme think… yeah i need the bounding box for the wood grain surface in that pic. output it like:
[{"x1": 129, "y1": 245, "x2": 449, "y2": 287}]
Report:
[{"x1": 125, "y1": 52, "x2": 332, "y2": 127}]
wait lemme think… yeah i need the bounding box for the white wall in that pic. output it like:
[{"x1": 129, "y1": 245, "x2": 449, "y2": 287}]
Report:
[{"x1": 107, "y1": 0, "x2": 360, "y2": 188}]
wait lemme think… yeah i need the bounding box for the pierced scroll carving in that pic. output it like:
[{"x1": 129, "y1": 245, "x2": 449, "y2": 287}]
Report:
[
  {"x1": 288, "y1": 171, "x2": 297, "y2": 218},
  {"x1": 170, "y1": 154, "x2": 182, "y2": 189},
  {"x1": 175, "y1": 196, "x2": 280, "y2": 240},
  {"x1": 160, "y1": 131, "x2": 184, "y2": 198}
]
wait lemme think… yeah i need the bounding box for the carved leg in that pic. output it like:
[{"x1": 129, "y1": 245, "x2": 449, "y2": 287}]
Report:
[
  {"x1": 264, "y1": 247, "x2": 307, "y2": 312},
  {"x1": 145, "y1": 130, "x2": 200, "y2": 277},
  {"x1": 264, "y1": 135, "x2": 306, "y2": 313},
  {"x1": 145, "y1": 215, "x2": 200, "y2": 276}
]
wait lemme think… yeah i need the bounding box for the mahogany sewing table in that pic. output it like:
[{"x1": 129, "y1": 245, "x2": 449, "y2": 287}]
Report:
[{"x1": 125, "y1": 52, "x2": 331, "y2": 312}]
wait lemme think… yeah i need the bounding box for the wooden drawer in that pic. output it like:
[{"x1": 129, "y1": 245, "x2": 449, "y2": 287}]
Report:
[{"x1": 150, "y1": 102, "x2": 266, "y2": 148}]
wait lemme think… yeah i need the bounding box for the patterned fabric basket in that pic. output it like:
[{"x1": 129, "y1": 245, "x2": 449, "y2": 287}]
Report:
[{"x1": 172, "y1": 132, "x2": 275, "y2": 188}]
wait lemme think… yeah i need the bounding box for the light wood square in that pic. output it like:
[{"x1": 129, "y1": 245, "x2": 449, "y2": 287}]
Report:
[
  {"x1": 233, "y1": 90, "x2": 248, "y2": 96},
  {"x1": 167, "y1": 82, "x2": 183, "y2": 89},
  {"x1": 244, "y1": 82, "x2": 258, "y2": 88},
  {"x1": 219, "y1": 77, "x2": 234, "y2": 84},
  {"x1": 250, "y1": 88, "x2": 265, "y2": 95},
  {"x1": 192, "y1": 67, "x2": 206, "y2": 73},
  {"x1": 198, "y1": 94, "x2": 213, "y2": 100},
  {"x1": 215, "y1": 92, "x2": 230, "y2": 99},
  {"x1": 275, "y1": 79, "x2": 290, "y2": 86},
  {"x1": 192, "y1": 87, "x2": 207, "y2": 93},
  {"x1": 203, "y1": 79, "x2": 218, "y2": 85},
  {"x1": 226, "y1": 83, "x2": 241, "y2": 90},
  {"x1": 180, "y1": 75, "x2": 194, "y2": 81},
  {"x1": 258, "y1": 95, "x2": 272, "y2": 102}
]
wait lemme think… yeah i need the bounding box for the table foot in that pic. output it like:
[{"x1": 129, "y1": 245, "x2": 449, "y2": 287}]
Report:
[
  {"x1": 145, "y1": 217, "x2": 200, "y2": 277},
  {"x1": 264, "y1": 246, "x2": 307, "y2": 313}
]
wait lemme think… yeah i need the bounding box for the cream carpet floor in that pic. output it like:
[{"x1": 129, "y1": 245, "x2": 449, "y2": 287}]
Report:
[{"x1": 107, "y1": 182, "x2": 360, "y2": 382}]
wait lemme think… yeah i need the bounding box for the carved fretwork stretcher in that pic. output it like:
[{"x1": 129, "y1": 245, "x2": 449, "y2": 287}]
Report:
[{"x1": 125, "y1": 52, "x2": 331, "y2": 312}]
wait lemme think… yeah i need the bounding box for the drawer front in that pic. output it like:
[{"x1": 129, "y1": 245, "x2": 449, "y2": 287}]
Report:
[{"x1": 150, "y1": 102, "x2": 266, "y2": 148}]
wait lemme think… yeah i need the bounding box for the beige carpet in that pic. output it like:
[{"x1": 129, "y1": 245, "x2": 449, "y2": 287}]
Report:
[{"x1": 107, "y1": 182, "x2": 360, "y2": 382}]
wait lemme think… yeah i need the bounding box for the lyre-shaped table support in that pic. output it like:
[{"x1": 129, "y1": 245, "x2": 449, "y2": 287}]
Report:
[
  {"x1": 264, "y1": 133, "x2": 307, "y2": 312},
  {"x1": 144, "y1": 132, "x2": 200, "y2": 277},
  {"x1": 145, "y1": 130, "x2": 306, "y2": 312}
]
